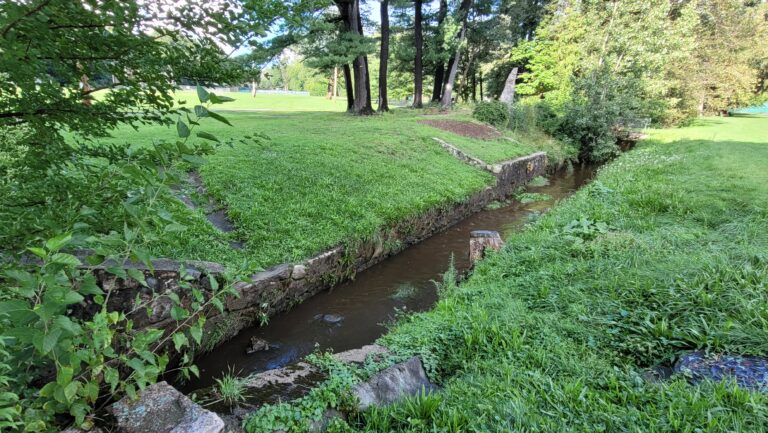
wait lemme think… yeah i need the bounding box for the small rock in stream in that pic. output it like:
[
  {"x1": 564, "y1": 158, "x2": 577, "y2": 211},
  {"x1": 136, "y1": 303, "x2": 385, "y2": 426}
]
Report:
[
  {"x1": 246, "y1": 337, "x2": 270, "y2": 354},
  {"x1": 314, "y1": 313, "x2": 344, "y2": 324}
]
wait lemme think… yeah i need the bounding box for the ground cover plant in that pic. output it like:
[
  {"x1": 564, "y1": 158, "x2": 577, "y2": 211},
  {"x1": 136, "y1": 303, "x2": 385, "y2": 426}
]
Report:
[
  {"x1": 243, "y1": 115, "x2": 768, "y2": 432},
  {"x1": 95, "y1": 108, "x2": 571, "y2": 269}
]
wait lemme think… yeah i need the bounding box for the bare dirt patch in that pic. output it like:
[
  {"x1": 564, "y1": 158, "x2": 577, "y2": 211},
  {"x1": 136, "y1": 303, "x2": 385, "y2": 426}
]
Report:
[{"x1": 419, "y1": 119, "x2": 502, "y2": 140}]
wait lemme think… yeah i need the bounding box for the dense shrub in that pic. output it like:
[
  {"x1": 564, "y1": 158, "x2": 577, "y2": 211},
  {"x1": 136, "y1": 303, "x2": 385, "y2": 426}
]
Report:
[
  {"x1": 512, "y1": 69, "x2": 652, "y2": 162},
  {"x1": 555, "y1": 70, "x2": 648, "y2": 162},
  {"x1": 509, "y1": 100, "x2": 559, "y2": 134},
  {"x1": 472, "y1": 101, "x2": 510, "y2": 128}
]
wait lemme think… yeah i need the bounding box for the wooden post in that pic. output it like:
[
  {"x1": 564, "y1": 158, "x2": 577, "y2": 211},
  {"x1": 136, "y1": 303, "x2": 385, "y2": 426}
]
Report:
[{"x1": 469, "y1": 230, "x2": 504, "y2": 264}]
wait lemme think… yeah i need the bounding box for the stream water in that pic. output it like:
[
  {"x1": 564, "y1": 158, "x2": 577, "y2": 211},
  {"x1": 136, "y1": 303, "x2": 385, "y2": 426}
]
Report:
[{"x1": 184, "y1": 164, "x2": 597, "y2": 391}]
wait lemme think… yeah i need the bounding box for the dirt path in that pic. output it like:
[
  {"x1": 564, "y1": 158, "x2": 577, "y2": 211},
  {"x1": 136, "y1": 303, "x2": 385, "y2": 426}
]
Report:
[{"x1": 419, "y1": 119, "x2": 501, "y2": 140}]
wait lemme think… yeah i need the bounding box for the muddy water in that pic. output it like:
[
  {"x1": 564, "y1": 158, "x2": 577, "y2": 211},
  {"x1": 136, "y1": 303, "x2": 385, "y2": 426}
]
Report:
[{"x1": 184, "y1": 164, "x2": 597, "y2": 391}]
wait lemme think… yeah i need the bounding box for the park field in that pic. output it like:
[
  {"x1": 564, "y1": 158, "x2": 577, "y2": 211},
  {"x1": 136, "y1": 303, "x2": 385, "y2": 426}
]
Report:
[
  {"x1": 94, "y1": 96, "x2": 575, "y2": 269},
  {"x1": 244, "y1": 115, "x2": 768, "y2": 431}
]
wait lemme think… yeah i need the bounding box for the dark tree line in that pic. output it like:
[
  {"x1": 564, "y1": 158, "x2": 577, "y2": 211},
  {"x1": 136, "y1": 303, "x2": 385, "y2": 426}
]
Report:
[{"x1": 247, "y1": 0, "x2": 554, "y2": 115}]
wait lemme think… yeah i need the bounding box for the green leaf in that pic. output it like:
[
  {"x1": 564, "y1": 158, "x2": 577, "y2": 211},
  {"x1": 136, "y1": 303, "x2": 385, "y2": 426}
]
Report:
[
  {"x1": 78, "y1": 275, "x2": 104, "y2": 296},
  {"x1": 177, "y1": 120, "x2": 190, "y2": 138},
  {"x1": 45, "y1": 233, "x2": 72, "y2": 252},
  {"x1": 57, "y1": 366, "x2": 73, "y2": 387},
  {"x1": 126, "y1": 268, "x2": 147, "y2": 287},
  {"x1": 194, "y1": 105, "x2": 209, "y2": 117},
  {"x1": 171, "y1": 305, "x2": 188, "y2": 321},
  {"x1": 83, "y1": 381, "x2": 99, "y2": 402},
  {"x1": 196, "y1": 85, "x2": 209, "y2": 103},
  {"x1": 172, "y1": 333, "x2": 189, "y2": 351},
  {"x1": 85, "y1": 254, "x2": 105, "y2": 266},
  {"x1": 39, "y1": 382, "x2": 57, "y2": 398},
  {"x1": 63, "y1": 381, "x2": 80, "y2": 404},
  {"x1": 207, "y1": 110, "x2": 232, "y2": 126},
  {"x1": 41, "y1": 327, "x2": 62, "y2": 354},
  {"x1": 62, "y1": 291, "x2": 85, "y2": 305},
  {"x1": 104, "y1": 367, "x2": 119, "y2": 392},
  {"x1": 181, "y1": 154, "x2": 208, "y2": 166},
  {"x1": 54, "y1": 316, "x2": 82, "y2": 335},
  {"x1": 50, "y1": 253, "x2": 81, "y2": 267},
  {"x1": 209, "y1": 93, "x2": 235, "y2": 103},
  {"x1": 189, "y1": 323, "x2": 203, "y2": 345},
  {"x1": 196, "y1": 131, "x2": 220, "y2": 142},
  {"x1": 0, "y1": 300, "x2": 34, "y2": 323},
  {"x1": 3, "y1": 270, "x2": 36, "y2": 297},
  {"x1": 27, "y1": 247, "x2": 47, "y2": 259}
]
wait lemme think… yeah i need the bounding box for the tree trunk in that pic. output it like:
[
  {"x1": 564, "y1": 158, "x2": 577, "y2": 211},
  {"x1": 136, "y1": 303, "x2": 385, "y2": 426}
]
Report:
[
  {"x1": 335, "y1": 0, "x2": 373, "y2": 114},
  {"x1": 471, "y1": 72, "x2": 477, "y2": 102},
  {"x1": 458, "y1": 50, "x2": 474, "y2": 103},
  {"x1": 378, "y1": 0, "x2": 390, "y2": 112},
  {"x1": 479, "y1": 70, "x2": 483, "y2": 101},
  {"x1": 251, "y1": 80, "x2": 257, "y2": 98},
  {"x1": 80, "y1": 74, "x2": 92, "y2": 105},
  {"x1": 326, "y1": 73, "x2": 333, "y2": 99},
  {"x1": 356, "y1": 3, "x2": 373, "y2": 114},
  {"x1": 413, "y1": 0, "x2": 424, "y2": 108},
  {"x1": 441, "y1": 0, "x2": 472, "y2": 109},
  {"x1": 499, "y1": 67, "x2": 518, "y2": 104},
  {"x1": 343, "y1": 64, "x2": 354, "y2": 111},
  {"x1": 364, "y1": 55, "x2": 373, "y2": 110},
  {"x1": 431, "y1": 0, "x2": 448, "y2": 102},
  {"x1": 331, "y1": 66, "x2": 338, "y2": 100},
  {"x1": 441, "y1": 54, "x2": 454, "y2": 99}
]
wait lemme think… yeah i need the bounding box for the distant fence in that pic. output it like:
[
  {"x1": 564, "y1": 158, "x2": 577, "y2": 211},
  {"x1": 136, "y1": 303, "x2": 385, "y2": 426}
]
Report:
[{"x1": 178, "y1": 85, "x2": 309, "y2": 96}]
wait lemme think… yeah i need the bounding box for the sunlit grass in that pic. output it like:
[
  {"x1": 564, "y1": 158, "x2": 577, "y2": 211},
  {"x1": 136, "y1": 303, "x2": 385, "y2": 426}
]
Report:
[{"x1": 96, "y1": 105, "x2": 571, "y2": 269}]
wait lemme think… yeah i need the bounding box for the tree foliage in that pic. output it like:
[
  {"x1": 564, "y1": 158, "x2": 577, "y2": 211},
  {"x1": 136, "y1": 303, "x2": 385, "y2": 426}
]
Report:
[{"x1": 0, "y1": 1, "x2": 259, "y2": 430}]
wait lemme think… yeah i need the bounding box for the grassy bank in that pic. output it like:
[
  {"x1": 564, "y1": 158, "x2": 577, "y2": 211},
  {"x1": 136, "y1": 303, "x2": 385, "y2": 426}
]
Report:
[
  {"x1": 98, "y1": 105, "x2": 571, "y2": 269},
  {"x1": 246, "y1": 115, "x2": 768, "y2": 432}
]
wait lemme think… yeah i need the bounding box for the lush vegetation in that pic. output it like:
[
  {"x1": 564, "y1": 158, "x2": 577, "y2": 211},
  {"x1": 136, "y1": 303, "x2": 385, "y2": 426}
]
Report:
[
  {"x1": 0, "y1": 2, "x2": 261, "y2": 430},
  {"x1": 3, "y1": 0, "x2": 768, "y2": 431},
  {"x1": 245, "y1": 115, "x2": 768, "y2": 432}
]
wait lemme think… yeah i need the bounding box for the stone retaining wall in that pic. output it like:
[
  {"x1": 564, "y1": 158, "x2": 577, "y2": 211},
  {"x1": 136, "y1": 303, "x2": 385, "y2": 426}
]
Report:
[{"x1": 87, "y1": 151, "x2": 548, "y2": 352}]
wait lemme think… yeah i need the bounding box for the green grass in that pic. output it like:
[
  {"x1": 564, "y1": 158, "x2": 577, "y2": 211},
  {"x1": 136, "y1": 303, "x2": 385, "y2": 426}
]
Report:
[
  {"x1": 173, "y1": 90, "x2": 349, "y2": 112},
  {"x1": 213, "y1": 370, "x2": 248, "y2": 406},
  {"x1": 97, "y1": 105, "x2": 570, "y2": 269},
  {"x1": 245, "y1": 115, "x2": 768, "y2": 432}
]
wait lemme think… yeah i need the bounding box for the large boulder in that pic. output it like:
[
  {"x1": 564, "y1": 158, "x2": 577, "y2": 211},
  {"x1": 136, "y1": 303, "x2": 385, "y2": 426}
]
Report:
[
  {"x1": 352, "y1": 357, "x2": 438, "y2": 410},
  {"x1": 110, "y1": 382, "x2": 224, "y2": 433}
]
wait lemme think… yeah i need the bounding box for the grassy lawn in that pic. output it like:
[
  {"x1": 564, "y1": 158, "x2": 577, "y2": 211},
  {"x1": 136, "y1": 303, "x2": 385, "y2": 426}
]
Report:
[
  {"x1": 97, "y1": 105, "x2": 571, "y2": 269},
  {"x1": 174, "y1": 90, "x2": 349, "y2": 112},
  {"x1": 247, "y1": 115, "x2": 768, "y2": 432}
]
